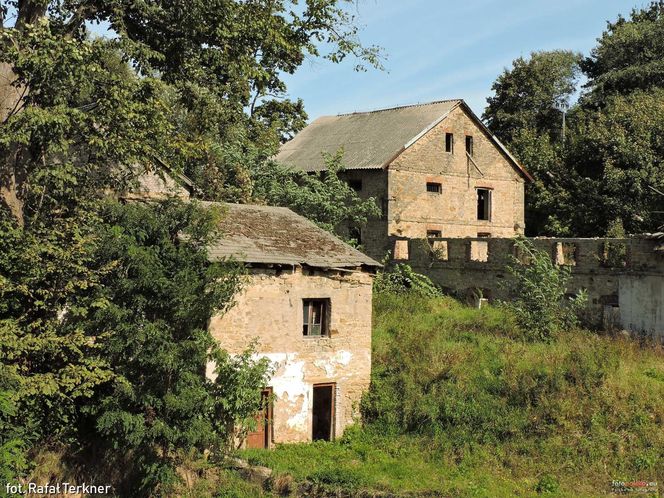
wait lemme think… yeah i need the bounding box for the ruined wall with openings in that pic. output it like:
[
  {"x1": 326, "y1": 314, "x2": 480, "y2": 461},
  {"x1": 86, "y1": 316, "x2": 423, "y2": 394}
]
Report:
[
  {"x1": 390, "y1": 236, "x2": 664, "y2": 338},
  {"x1": 387, "y1": 106, "x2": 526, "y2": 240},
  {"x1": 208, "y1": 266, "x2": 373, "y2": 444}
]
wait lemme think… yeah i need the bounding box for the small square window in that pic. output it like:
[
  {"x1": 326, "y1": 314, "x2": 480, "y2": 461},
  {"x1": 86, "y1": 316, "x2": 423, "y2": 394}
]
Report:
[
  {"x1": 347, "y1": 179, "x2": 362, "y2": 192},
  {"x1": 303, "y1": 299, "x2": 330, "y2": 337},
  {"x1": 445, "y1": 133, "x2": 454, "y2": 153},
  {"x1": 426, "y1": 182, "x2": 442, "y2": 193},
  {"x1": 476, "y1": 188, "x2": 491, "y2": 221},
  {"x1": 466, "y1": 135, "x2": 474, "y2": 156},
  {"x1": 427, "y1": 230, "x2": 442, "y2": 238}
]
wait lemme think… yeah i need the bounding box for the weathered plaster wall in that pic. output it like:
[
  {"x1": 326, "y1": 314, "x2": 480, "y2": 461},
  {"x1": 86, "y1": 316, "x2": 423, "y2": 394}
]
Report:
[
  {"x1": 209, "y1": 267, "x2": 373, "y2": 444},
  {"x1": 391, "y1": 236, "x2": 664, "y2": 339},
  {"x1": 387, "y1": 106, "x2": 526, "y2": 239},
  {"x1": 619, "y1": 275, "x2": 664, "y2": 337}
]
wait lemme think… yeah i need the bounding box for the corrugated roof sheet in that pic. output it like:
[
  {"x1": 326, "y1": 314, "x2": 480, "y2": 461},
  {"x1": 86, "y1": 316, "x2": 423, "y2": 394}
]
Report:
[
  {"x1": 206, "y1": 202, "x2": 381, "y2": 269},
  {"x1": 275, "y1": 100, "x2": 461, "y2": 171}
]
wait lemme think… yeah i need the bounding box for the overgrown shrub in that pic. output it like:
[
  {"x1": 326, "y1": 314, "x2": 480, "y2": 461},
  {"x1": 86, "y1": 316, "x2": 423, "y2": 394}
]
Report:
[
  {"x1": 503, "y1": 238, "x2": 587, "y2": 341},
  {"x1": 373, "y1": 262, "x2": 442, "y2": 298}
]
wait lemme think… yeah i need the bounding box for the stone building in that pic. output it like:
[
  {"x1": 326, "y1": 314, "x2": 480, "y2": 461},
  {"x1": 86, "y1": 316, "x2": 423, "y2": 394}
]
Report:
[
  {"x1": 206, "y1": 203, "x2": 380, "y2": 447},
  {"x1": 276, "y1": 99, "x2": 533, "y2": 260}
]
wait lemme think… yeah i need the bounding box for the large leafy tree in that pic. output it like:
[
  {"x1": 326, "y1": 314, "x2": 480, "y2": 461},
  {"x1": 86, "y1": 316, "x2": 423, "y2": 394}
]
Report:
[
  {"x1": 483, "y1": 51, "x2": 582, "y2": 235},
  {"x1": 0, "y1": 0, "x2": 383, "y2": 223},
  {"x1": 0, "y1": 0, "x2": 381, "y2": 491},
  {"x1": 484, "y1": 50, "x2": 582, "y2": 144},
  {"x1": 484, "y1": 4, "x2": 664, "y2": 236},
  {"x1": 581, "y1": 0, "x2": 664, "y2": 106}
]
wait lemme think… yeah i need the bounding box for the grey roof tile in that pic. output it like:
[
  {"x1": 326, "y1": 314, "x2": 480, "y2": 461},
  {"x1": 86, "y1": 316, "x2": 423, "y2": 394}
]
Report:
[{"x1": 205, "y1": 202, "x2": 381, "y2": 269}]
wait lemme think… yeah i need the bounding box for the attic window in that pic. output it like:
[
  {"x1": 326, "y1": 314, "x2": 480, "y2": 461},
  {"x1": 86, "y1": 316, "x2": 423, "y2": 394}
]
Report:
[
  {"x1": 477, "y1": 188, "x2": 492, "y2": 221},
  {"x1": 348, "y1": 179, "x2": 362, "y2": 192},
  {"x1": 303, "y1": 299, "x2": 330, "y2": 337},
  {"x1": 445, "y1": 133, "x2": 454, "y2": 153},
  {"x1": 426, "y1": 182, "x2": 442, "y2": 194},
  {"x1": 427, "y1": 230, "x2": 442, "y2": 238},
  {"x1": 465, "y1": 135, "x2": 474, "y2": 157}
]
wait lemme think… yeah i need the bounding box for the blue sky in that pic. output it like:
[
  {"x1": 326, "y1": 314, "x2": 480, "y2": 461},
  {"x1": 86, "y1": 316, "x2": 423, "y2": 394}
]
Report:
[{"x1": 284, "y1": 0, "x2": 642, "y2": 120}]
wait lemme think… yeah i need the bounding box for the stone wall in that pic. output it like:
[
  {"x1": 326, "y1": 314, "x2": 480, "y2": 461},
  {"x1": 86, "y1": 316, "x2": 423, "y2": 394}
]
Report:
[
  {"x1": 387, "y1": 105, "x2": 526, "y2": 239},
  {"x1": 390, "y1": 236, "x2": 664, "y2": 338},
  {"x1": 339, "y1": 169, "x2": 390, "y2": 261},
  {"x1": 208, "y1": 266, "x2": 373, "y2": 444}
]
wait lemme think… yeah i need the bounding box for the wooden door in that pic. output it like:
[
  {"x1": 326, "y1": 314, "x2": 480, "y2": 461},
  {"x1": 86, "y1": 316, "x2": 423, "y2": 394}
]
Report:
[{"x1": 245, "y1": 388, "x2": 272, "y2": 449}]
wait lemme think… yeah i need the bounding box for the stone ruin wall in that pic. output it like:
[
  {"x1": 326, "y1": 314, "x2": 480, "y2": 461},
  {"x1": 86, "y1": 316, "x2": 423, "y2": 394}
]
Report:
[{"x1": 390, "y1": 236, "x2": 664, "y2": 339}]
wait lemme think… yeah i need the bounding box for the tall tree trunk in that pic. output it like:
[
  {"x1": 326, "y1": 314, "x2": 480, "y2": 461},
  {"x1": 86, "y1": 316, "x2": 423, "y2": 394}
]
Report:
[{"x1": 0, "y1": 0, "x2": 48, "y2": 225}]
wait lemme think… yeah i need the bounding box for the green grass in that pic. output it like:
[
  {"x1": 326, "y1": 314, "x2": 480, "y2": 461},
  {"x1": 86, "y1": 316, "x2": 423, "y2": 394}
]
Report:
[{"x1": 239, "y1": 293, "x2": 664, "y2": 497}]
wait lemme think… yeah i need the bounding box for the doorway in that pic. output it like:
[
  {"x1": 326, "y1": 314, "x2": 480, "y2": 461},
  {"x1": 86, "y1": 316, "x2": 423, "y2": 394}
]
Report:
[
  {"x1": 245, "y1": 388, "x2": 272, "y2": 449},
  {"x1": 312, "y1": 383, "x2": 335, "y2": 441}
]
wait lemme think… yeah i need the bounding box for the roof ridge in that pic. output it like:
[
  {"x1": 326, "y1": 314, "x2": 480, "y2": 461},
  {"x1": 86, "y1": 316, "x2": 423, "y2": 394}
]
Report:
[{"x1": 334, "y1": 99, "x2": 462, "y2": 117}]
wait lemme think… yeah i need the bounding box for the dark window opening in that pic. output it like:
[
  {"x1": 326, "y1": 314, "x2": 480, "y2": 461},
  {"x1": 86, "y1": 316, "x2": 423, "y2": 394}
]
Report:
[
  {"x1": 427, "y1": 230, "x2": 442, "y2": 238},
  {"x1": 349, "y1": 226, "x2": 362, "y2": 245},
  {"x1": 477, "y1": 232, "x2": 491, "y2": 238},
  {"x1": 312, "y1": 384, "x2": 335, "y2": 441},
  {"x1": 466, "y1": 135, "x2": 474, "y2": 156},
  {"x1": 303, "y1": 299, "x2": 329, "y2": 337},
  {"x1": 445, "y1": 133, "x2": 454, "y2": 153},
  {"x1": 426, "y1": 182, "x2": 442, "y2": 194},
  {"x1": 477, "y1": 188, "x2": 491, "y2": 221},
  {"x1": 347, "y1": 179, "x2": 362, "y2": 192}
]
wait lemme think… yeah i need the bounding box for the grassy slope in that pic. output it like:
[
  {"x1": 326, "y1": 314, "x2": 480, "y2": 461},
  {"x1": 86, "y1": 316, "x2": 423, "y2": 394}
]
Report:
[{"x1": 239, "y1": 294, "x2": 664, "y2": 497}]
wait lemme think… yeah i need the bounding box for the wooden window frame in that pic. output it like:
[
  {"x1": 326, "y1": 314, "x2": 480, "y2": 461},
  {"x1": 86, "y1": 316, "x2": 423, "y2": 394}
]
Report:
[
  {"x1": 302, "y1": 299, "x2": 330, "y2": 337},
  {"x1": 445, "y1": 132, "x2": 454, "y2": 153},
  {"x1": 465, "y1": 135, "x2": 474, "y2": 157},
  {"x1": 476, "y1": 188, "x2": 492, "y2": 221}
]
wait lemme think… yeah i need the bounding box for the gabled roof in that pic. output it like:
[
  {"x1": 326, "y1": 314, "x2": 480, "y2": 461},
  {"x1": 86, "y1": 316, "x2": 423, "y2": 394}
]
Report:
[
  {"x1": 206, "y1": 203, "x2": 381, "y2": 270},
  {"x1": 275, "y1": 99, "x2": 533, "y2": 182}
]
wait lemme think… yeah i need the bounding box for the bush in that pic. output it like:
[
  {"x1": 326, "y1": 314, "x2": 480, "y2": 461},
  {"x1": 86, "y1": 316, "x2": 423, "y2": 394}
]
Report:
[
  {"x1": 373, "y1": 262, "x2": 442, "y2": 298},
  {"x1": 503, "y1": 238, "x2": 587, "y2": 341}
]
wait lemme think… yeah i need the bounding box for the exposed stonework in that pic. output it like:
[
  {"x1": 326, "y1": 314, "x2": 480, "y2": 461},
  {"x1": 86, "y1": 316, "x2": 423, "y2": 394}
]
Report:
[
  {"x1": 391, "y1": 236, "x2": 664, "y2": 339},
  {"x1": 387, "y1": 105, "x2": 526, "y2": 242},
  {"x1": 209, "y1": 267, "x2": 373, "y2": 444},
  {"x1": 276, "y1": 100, "x2": 532, "y2": 262}
]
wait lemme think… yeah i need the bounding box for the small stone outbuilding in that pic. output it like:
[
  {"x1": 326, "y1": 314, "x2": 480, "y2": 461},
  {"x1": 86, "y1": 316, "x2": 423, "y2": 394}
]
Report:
[{"x1": 206, "y1": 203, "x2": 381, "y2": 447}]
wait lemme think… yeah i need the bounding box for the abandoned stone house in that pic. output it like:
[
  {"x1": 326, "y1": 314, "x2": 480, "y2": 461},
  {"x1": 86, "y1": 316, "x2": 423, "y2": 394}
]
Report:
[
  {"x1": 126, "y1": 172, "x2": 380, "y2": 447},
  {"x1": 204, "y1": 203, "x2": 380, "y2": 447},
  {"x1": 276, "y1": 99, "x2": 534, "y2": 260}
]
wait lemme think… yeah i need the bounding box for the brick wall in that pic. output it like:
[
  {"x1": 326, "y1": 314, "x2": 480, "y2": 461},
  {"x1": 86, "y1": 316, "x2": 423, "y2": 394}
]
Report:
[{"x1": 389, "y1": 236, "x2": 664, "y2": 338}]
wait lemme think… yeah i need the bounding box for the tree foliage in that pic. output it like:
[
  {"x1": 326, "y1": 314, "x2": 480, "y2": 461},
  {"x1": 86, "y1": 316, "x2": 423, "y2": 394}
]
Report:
[
  {"x1": 582, "y1": 1, "x2": 664, "y2": 105},
  {"x1": 502, "y1": 239, "x2": 587, "y2": 342},
  {"x1": 0, "y1": 0, "x2": 380, "y2": 492},
  {"x1": 252, "y1": 151, "x2": 380, "y2": 237},
  {"x1": 484, "y1": 50, "x2": 582, "y2": 144},
  {"x1": 485, "y1": 4, "x2": 664, "y2": 236}
]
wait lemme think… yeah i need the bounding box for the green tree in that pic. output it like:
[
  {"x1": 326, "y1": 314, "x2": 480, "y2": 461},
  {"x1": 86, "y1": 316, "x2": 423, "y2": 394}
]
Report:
[
  {"x1": 581, "y1": 1, "x2": 664, "y2": 106},
  {"x1": 484, "y1": 50, "x2": 582, "y2": 144},
  {"x1": 483, "y1": 51, "x2": 582, "y2": 236},
  {"x1": 251, "y1": 151, "x2": 380, "y2": 238},
  {"x1": 564, "y1": 90, "x2": 664, "y2": 235},
  {"x1": 503, "y1": 239, "x2": 587, "y2": 341},
  {"x1": 83, "y1": 199, "x2": 270, "y2": 493}
]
